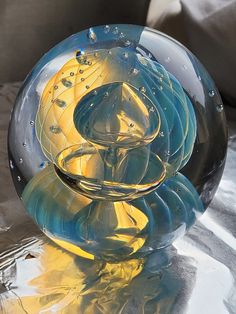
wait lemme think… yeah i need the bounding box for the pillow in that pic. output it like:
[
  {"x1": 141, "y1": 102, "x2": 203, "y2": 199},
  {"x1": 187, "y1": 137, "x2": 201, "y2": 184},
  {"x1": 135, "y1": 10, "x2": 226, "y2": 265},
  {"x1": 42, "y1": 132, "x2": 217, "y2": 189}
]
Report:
[{"x1": 147, "y1": 0, "x2": 236, "y2": 106}]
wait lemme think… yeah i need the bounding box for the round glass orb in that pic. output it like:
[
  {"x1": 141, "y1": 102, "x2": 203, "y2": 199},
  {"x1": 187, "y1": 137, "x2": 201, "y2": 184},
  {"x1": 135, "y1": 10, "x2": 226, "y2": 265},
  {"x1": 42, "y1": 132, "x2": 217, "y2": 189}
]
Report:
[{"x1": 8, "y1": 25, "x2": 227, "y2": 262}]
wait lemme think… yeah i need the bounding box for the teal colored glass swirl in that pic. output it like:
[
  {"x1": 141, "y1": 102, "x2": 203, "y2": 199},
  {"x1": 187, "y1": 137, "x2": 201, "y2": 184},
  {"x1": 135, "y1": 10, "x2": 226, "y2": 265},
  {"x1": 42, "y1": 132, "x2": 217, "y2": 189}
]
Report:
[{"x1": 22, "y1": 164, "x2": 203, "y2": 262}]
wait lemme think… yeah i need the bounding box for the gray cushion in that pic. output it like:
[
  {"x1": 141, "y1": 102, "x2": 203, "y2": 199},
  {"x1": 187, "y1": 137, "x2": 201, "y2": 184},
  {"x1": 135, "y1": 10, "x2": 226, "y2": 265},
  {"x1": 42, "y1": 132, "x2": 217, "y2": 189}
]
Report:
[{"x1": 149, "y1": 0, "x2": 236, "y2": 105}]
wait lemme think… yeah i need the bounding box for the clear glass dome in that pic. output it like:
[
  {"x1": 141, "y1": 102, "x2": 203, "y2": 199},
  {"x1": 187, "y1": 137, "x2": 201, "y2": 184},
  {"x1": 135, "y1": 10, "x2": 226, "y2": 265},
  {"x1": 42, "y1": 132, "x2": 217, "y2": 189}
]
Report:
[{"x1": 8, "y1": 25, "x2": 227, "y2": 262}]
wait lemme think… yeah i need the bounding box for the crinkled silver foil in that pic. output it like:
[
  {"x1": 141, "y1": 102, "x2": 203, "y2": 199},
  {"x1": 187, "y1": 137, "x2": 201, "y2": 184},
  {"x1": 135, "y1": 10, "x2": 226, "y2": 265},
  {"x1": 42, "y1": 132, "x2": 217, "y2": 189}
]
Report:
[{"x1": 0, "y1": 82, "x2": 235, "y2": 313}]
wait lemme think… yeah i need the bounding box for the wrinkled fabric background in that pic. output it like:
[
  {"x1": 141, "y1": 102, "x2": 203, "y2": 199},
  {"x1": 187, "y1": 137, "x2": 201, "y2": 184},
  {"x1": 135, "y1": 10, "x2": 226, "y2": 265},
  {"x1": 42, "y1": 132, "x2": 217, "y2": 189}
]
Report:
[
  {"x1": 148, "y1": 0, "x2": 236, "y2": 106},
  {"x1": 0, "y1": 81, "x2": 235, "y2": 313}
]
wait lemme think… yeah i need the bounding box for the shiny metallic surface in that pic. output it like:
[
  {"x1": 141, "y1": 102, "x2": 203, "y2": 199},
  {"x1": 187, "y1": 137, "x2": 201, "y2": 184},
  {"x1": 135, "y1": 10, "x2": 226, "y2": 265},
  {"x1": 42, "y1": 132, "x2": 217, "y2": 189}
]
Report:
[{"x1": 1, "y1": 82, "x2": 235, "y2": 313}]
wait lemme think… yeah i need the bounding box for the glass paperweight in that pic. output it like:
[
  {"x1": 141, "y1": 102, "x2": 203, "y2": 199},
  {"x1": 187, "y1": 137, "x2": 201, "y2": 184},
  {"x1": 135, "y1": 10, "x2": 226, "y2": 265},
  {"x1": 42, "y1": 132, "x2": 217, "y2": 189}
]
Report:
[{"x1": 8, "y1": 25, "x2": 227, "y2": 262}]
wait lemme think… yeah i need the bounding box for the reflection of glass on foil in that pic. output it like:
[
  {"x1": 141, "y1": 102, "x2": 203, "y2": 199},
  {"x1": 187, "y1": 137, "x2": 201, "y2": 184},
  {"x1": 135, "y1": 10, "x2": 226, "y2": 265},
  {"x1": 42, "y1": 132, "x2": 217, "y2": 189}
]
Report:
[{"x1": 1, "y1": 78, "x2": 234, "y2": 313}]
